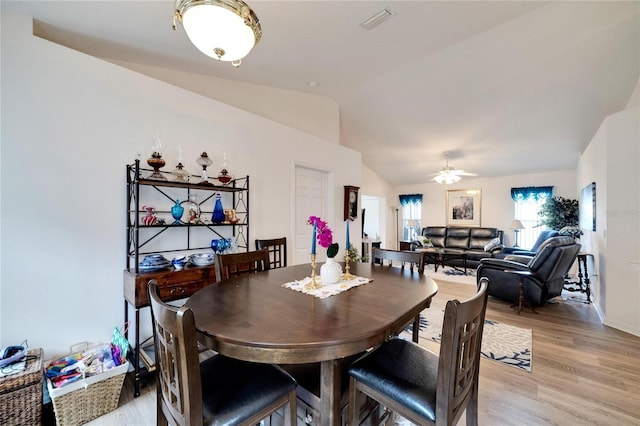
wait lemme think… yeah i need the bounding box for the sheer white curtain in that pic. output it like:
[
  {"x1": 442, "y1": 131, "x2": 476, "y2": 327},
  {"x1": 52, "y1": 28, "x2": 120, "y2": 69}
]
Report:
[
  {"x1": 399, "y1": 194, "x2": 422, "y2": 241},
  {"x1": 511, "y1": 186, "x2": 553, "y2": 249}
]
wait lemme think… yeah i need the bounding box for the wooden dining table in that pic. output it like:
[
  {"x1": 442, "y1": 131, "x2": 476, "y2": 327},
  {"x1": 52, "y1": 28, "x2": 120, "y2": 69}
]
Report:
[{"x1": 185, "y1": 261, "x2": 438, "y2": 426}]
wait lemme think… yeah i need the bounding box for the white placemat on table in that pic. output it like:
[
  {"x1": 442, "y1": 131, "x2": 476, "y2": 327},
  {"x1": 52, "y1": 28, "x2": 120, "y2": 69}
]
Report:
[{"x1": 282, "y1": 275, "x2": 372, "y2": 299}]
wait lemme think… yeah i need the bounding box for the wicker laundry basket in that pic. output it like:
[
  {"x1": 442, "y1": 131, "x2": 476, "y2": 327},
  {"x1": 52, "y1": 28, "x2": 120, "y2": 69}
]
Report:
[
  {"x1": 0, "y1": 348, "x2": 44, "y2": 426},
  {"x1": 47, "y1": 360, "x2": 128, "y2": 426}
]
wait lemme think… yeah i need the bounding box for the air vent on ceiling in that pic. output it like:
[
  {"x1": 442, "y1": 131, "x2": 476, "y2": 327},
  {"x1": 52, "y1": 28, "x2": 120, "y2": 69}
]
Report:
[{"x1": 360, "y1": 8, "x2": 395, "y2": 30}]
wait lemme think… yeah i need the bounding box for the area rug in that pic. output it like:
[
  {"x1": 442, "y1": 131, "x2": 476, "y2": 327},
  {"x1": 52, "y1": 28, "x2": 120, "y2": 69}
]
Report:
[{"x1": 403, "y1": 307, "x2": 532, "y2": 372}]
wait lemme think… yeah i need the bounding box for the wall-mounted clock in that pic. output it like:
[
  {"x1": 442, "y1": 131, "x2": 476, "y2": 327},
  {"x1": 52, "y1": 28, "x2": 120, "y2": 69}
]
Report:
[{"x1": 344, "y1": 185, "x2": 360, "y2": 221}]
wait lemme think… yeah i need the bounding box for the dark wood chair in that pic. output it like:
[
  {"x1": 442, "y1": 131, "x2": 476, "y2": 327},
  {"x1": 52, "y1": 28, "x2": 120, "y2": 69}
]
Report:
[
  {"x1": 148, "y1": 281, "x2": 297, "y2": 426},
  {"x1": 372, "y1": 247, "x2": 425, "y2": 342},
  {"x1": 372, "y1": 247, "x2": 425, "y2": 274},
  {"x1": 215, "y1": 249, "x2": 270, "y2": 282},
  {"x1": 255, "y1": 237, "x2": 287, "y2": 269},
  {"x1": 348, "y1": 278, "x2": 489, "y2": 426}
]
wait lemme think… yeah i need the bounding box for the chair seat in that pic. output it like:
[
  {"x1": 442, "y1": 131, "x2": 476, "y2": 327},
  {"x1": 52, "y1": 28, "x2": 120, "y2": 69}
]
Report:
[
  {"x1": 202, "y1": 355, "x2": 297, "y2": 426},
  {"x1": 348, "y1": 338, "x2": 438, "y2": 423}
]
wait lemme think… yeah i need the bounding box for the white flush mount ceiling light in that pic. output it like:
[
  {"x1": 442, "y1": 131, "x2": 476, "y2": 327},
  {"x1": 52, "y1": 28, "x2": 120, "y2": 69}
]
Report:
[
  {"x1": 431, "y1": 152, "x2": 477, "y2": 184},
  {"x1": 173, "y1": 0, "x2": 262, "y2": 67}
]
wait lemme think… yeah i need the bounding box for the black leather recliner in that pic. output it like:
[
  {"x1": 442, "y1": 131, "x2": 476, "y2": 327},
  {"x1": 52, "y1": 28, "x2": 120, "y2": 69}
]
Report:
[
  {"x1": 495, "y1": 229, "x2": 558, "y2": 258},
  {"x1": 476, "y1": 236, "x2": 580, "y2": 305}
]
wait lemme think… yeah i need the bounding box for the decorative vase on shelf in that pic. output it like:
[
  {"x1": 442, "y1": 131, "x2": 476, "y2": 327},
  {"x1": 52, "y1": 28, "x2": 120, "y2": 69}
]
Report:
[
  {"x1": 217, "y1": 152, "x2": 233, "y2": 185},
  {"x1": 171, "y1": 199, "x2": 184, "y2": 224},
  {"x1": 217, "y1": 168, "x2": 233, "y2": 185},
  {"x1": 142, "y1": 206, "x2": 157, "y2": 225},
  {"x1": 172, "y1": 162, "x2": 190, "y2": 183},
  {"x1": 320, "y1": 257, "x2": 342, "y2": 284},
  {"x1": 147, "y1": 152, "x2": 167, "y2": 181},
  {"x1": 196, "y1": 152, "x2": 213, "y2": 185},
  {"x1": 212, "y1": 193, "x2": 225, "y2": 224}
]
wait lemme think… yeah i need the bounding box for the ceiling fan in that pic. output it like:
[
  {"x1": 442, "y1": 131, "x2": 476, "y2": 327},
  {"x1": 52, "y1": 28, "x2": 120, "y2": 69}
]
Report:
[{"x1": 430, "y1": 152, "x2": 477, "y2": 184}]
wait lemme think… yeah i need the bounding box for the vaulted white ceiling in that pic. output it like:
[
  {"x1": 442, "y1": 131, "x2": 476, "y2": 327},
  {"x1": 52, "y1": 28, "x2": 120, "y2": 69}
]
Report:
[{"x1": 4, "y1": 1, "x2": 639, "y2": 185}]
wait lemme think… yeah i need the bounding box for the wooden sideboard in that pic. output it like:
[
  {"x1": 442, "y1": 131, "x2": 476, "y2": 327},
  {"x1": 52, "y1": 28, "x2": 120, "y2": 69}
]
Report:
[
  {"x1": 123, "y1": 264, "x2": 217, "y2": 396},
  {"x1": 124, "y1": 264, "x2": 216, "y2": 308}
]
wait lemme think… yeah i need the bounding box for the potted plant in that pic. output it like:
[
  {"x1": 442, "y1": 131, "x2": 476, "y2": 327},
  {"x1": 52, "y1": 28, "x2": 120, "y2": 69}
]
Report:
[{"x1": 538, "y1": 196, "x2": 579, "y2": 230}]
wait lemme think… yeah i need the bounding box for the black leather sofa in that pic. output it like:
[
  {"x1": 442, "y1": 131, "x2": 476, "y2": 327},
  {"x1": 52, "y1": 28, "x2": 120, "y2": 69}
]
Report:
[
  {"x1": 477, "y1": 236, "x2": 581, "y2": 305},
  {"x1": 416, "y1": 226, "x2": 504, "y2": 269}
]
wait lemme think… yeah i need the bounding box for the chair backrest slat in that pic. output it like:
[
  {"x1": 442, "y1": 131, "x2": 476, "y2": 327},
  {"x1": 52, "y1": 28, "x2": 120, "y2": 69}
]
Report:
[
  {"x1": 255, "y1": 237, "x2": 287, "y2": 269},
  {"x1": 436, "y1": 278, "x2": 489, "y2": 425},
  {"x1": 149, "y1": 280, "x2": 204, "y2": 426},
  {"x1": 215, "y1": 249, "x2": 271, "y2": 282},
  {"x1": 372, "y1": 247, "x2": 424, "y2": 274}
]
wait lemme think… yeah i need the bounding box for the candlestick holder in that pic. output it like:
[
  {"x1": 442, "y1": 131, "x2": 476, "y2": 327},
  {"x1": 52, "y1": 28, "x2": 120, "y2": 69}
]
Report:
[
  {"x1": 341, "y1": 252, "x2": 356, "y2": 280},
  {"x1": 305, "y1": 254, "x2": 321, "y2": 290}
]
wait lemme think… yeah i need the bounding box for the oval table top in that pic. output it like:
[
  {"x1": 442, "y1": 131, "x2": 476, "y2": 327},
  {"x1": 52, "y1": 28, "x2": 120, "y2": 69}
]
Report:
[
  {"x1": 185, "y1": 262, "x2": 439, "y2": 364},
  {"x1": 185, "y1": 261, "x2": 438, "y2": 425}
]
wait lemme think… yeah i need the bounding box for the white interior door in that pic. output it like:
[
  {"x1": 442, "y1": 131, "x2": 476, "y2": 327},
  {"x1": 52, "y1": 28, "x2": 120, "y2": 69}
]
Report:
[
  {"x1": 294, "y1": 166, "x2": 328, "y2": 265},
  {"x1": 362, "y1": 195, "x2": 381, "y2": 241}
]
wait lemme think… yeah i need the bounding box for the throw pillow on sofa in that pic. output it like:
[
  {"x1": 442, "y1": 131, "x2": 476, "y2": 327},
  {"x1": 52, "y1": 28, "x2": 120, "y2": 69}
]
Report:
[{"x1": 484, "y1": 237, "x2": 501, "y2": 252}]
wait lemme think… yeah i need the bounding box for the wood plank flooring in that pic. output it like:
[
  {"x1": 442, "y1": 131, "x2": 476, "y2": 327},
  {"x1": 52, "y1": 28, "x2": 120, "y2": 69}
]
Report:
[{"x1": 83, "y1": 276, "x2": 640, "y2": 426}]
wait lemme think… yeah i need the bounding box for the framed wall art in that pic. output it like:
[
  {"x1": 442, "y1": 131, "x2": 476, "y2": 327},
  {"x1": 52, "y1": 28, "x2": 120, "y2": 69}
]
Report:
[{"x1": 446, "y1": 189, "x2": 481, "y2": 227}]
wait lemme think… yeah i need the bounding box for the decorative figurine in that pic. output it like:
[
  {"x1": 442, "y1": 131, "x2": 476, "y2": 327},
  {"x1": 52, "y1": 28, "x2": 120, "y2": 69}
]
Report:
[{"x1": 186, "y1": 195, "x2": 201, "y2": 223}]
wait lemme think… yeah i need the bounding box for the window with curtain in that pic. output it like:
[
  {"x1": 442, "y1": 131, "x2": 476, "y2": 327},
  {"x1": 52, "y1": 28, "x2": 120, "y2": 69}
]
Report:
[
  {"x1": 399, "y1": 194, "x2": 422, "y2": 241},
  {"x1": 511, "y1": 186, "x2": 553, "y2": 248}
]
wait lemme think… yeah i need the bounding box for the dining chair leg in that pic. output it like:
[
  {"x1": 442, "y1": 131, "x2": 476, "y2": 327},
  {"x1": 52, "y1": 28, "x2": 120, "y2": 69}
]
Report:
[
  {"x1": 288, "y1": 389, "x2": 297, "y2": 426},
  {"x1": 348, "y1": 377, "x2": 359, "y2": 426},
  {"x1": 412, "y1": 316, "x2": 420, "y2": 343}
]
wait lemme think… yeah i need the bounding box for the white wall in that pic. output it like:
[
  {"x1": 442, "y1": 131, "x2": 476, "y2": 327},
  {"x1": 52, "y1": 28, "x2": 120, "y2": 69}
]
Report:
[
  {"x1": 0, "y1": 13, "x2": 360, "y2": 356},
  {"x1": 579, "y1": 105, "x2": 640, "y2": 336},
  {"x1": 392, "y1": 170, "x2": 577, "y2": 246},
  {"x1": 111, "y1": 61, "x2": 341, "y2": 146},
  {"x1": 360, "y1": 165, "x2": 395, "y2": 249}
]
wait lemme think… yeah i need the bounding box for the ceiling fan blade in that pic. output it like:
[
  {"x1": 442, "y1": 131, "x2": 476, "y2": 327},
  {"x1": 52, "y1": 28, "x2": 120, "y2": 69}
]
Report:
[{"x1": 450, "y1": 170, "x2": 477, "y2": 176}]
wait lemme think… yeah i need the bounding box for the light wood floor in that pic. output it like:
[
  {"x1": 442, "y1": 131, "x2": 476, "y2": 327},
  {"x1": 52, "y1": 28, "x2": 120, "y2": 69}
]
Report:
[{"x1": 86, "y1": 277, "x2": 640, "y2": 426}]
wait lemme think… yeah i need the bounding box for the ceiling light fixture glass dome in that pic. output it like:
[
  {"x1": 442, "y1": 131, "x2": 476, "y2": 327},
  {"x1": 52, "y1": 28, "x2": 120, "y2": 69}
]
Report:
[{"x1": 173, "y1": 0, "x2": 262, "y2": 67}]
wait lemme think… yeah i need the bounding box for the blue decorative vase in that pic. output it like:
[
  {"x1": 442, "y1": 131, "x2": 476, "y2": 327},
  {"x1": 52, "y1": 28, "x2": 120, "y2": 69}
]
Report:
[
  {"x1": 171, "y1": 199, "x2": 184, "y2": 224},
  {"x1": 212, "y1": 193, "x2": 225, "y2": 224},
  {"x1": 211, "y1": 238, "x2": 232, "y2": 253}
]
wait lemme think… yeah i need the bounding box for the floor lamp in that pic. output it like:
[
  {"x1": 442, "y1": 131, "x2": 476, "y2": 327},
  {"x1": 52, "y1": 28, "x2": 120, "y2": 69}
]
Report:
[
  {"x1": 510, "y1": 219, "x2": 525, "y2": 247},
  {"x1": 393, "y1": 206, "x2": 399, "y2": 250}
]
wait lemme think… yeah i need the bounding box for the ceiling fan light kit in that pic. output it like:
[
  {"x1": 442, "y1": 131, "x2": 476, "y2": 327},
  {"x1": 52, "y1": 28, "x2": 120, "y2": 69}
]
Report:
[
  {"x1": 431, "y1": 152, "x2": 477, "y2": 184},
  {"x1": 173, "y1": 0, "x2": 262, "y2": 67},
  {"x1": 433, "y1": 172, "x2": 462, "y2": 185}
]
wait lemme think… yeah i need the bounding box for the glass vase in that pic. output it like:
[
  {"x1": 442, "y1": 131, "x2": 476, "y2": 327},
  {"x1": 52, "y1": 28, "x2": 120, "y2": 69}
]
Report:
[
  {"x1": 212, "y1": 193, "x2": 225, "y2": 224},
  {"x1": 171, "y1": 199, "x2": 184, "y2": 224}
]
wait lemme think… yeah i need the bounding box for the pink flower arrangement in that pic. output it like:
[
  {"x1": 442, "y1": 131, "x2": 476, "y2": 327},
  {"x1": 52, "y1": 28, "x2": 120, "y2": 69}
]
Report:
[
  {"x1": 308, "y1": 216, "x2": 339, "y2": 257},
  {"x1": 308, "y1": 216, "x2": 333, "y2": 248}
]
